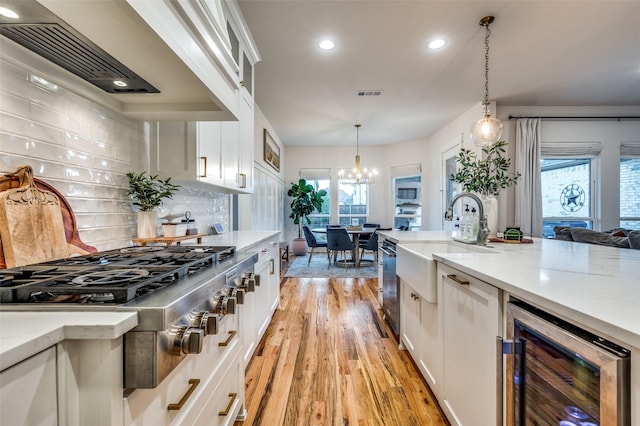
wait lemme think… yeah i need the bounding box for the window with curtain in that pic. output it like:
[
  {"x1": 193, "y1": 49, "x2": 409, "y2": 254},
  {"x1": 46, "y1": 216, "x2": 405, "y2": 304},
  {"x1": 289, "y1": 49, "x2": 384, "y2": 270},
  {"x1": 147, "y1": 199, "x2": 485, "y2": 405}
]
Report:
[
  {"x1": 299, "y1": 169, "x2": 331, "y2": 228},
  {"x1": 620, "y1": 143, "x2": 640, "y2": 229},
  {"x1": 540, "y1": 142, "x2": 600, "y2": 238},
  {"x1": 338, "y1": 182, "x2": 369, "y2": 226}
]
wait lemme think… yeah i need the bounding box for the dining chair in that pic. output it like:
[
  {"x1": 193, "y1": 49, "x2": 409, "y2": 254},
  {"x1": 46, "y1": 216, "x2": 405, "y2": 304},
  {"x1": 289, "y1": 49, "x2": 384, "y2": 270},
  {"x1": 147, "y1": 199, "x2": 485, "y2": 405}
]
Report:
[
  {"x1": 302, "y1": 225, "x2": 329, "y2": 265},
  {"x1": 326, "y1": 227, "x2": 355, "y2": 270},
  {"x1": 360, "y1": 223, "x2": 380, "y2": 245},
  {"x1": 360, "y1": 230, "x2": 379, "y2": 265}
]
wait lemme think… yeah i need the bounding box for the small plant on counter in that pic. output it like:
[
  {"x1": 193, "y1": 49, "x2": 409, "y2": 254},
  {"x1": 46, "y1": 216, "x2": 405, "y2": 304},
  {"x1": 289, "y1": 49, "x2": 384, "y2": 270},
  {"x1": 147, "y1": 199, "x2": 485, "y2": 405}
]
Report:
[
  {"x1": 126, "y1": 172, "x2": 181, "y2": 211},
  {"x1": 450, "y1": 140, "x2": 520, "y2": 196}
]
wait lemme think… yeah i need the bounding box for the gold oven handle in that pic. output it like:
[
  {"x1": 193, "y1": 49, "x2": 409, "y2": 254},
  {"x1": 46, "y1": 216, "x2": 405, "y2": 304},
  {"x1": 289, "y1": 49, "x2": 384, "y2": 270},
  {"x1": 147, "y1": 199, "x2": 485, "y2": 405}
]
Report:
[
  {"x1": 167, "y1": 378, "x2": 200, "y2": 410},
  {"x1": 219, "y1": 392, "x2": 238, "y2": 416},
  {"x1": 218, "y1": 330, "x2": 237, "y2": 347}
]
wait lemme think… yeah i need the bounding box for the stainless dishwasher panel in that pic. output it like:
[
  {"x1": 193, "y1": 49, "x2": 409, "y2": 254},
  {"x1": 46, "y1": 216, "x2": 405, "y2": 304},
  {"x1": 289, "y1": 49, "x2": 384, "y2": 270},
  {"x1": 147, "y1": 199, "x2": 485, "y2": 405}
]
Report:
[{"x1": 381, "y1": 240, "x2": 399, "y2": 336}]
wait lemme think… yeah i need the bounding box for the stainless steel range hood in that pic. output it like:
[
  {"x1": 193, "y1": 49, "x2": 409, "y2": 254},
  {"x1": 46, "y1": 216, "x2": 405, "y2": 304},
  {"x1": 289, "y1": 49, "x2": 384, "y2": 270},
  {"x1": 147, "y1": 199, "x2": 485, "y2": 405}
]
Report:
[{"x1": 0, "y1": 0, "x2": 242, "y2": 121}]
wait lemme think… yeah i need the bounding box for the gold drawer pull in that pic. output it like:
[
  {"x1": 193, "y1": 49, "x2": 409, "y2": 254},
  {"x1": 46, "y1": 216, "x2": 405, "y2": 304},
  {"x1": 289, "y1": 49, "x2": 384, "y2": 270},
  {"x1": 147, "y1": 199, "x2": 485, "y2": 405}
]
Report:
[
  {"x1": 218, "y1": 330, "x2": 237, "y2": 346},
  {"x1": 167, "y1": 378, "x2": 200, "y2": 410},
  {"x1": 219, "y1": 392, "x2": 237, "y2": 416},
  {"x1": 447, "y1": 274, "x2": 469, "y2": 285}
]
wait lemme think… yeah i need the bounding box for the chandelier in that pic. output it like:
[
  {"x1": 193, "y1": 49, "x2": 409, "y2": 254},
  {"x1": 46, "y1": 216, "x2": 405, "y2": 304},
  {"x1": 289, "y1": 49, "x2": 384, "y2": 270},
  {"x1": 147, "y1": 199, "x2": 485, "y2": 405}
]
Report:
[
  {"x1": 469, "y1": 16, "x2": 503, "y2": 147},
  {"x1": 338, "y1": 124, "x2": 378, "y2": 184}
]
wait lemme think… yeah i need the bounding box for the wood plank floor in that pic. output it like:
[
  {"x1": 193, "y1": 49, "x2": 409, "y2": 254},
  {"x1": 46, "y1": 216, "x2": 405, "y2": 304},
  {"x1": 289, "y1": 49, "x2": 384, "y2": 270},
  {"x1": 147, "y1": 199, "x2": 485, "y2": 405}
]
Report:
[{"x1": 236, "y1": 277, "x2": 448, "y2": 426}]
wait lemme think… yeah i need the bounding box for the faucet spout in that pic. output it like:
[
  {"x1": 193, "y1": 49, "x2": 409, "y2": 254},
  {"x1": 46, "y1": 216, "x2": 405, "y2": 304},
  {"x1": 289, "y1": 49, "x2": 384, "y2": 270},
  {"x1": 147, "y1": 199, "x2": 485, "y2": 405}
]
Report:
[{"x1": 444, "y1": 192, "x2": 490, "y2": 246}]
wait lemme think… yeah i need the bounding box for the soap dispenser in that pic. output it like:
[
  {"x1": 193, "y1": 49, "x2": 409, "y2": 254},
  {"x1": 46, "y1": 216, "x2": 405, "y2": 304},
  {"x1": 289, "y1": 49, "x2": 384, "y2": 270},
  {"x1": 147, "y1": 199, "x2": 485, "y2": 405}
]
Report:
[
  {"x1": 461, "y1": 204, "x2": 471, "y2": 240},
  {"x1": 470, "y1": 207, "x2": 479, "y2": 240}
]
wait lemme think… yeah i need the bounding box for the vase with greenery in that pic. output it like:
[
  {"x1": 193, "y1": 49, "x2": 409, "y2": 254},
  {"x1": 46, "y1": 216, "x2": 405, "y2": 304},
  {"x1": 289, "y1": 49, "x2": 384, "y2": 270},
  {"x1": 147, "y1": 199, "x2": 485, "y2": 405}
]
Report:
[
  {"x1": 287, "y1": 178, "x2": 327, "y2": 255},
  {"x1": 127, "y1": 172, "x2": 180, "y2": 238},
  {"x1": 450, "y1": 140, "x2": 520, "y2": 236}
]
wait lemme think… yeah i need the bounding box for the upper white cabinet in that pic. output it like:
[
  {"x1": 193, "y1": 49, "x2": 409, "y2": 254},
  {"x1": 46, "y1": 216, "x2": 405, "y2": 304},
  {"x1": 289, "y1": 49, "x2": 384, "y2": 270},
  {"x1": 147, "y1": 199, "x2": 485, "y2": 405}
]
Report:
[{"x1": 151, "y1": 120, "x2": 253, "y2": 194}]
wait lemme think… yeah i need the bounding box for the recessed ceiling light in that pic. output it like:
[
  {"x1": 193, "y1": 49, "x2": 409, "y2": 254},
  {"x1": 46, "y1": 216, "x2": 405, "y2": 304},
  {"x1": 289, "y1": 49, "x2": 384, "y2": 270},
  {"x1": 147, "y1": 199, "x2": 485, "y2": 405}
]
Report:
[
  {"x1": 114, "y1": 80, "x2": 128, "y2": 87},
  {"x1": 0, "y1": 7, "x2": 19, "y2": 19},
  {"x1": 428, "y1": 38, "x2": 447, "y2": 50},
  {"x1": 318, "y1": 39, "x2": 335, "y2": 50}
]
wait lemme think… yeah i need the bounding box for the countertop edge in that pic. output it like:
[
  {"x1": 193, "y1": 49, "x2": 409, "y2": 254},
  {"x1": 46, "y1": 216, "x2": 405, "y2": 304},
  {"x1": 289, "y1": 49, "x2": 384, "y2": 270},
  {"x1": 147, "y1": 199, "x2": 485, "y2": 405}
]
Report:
[{"x1": 0, "y1": 311, "x2": 138, "y2": 371}]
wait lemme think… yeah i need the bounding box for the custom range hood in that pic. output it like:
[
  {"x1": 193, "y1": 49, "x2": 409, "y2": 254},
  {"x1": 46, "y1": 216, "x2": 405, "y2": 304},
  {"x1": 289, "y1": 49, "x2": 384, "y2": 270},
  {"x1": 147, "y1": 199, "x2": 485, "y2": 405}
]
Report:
[{"x1": 0, "y1": 0, "x2": 246, "y2": 121}]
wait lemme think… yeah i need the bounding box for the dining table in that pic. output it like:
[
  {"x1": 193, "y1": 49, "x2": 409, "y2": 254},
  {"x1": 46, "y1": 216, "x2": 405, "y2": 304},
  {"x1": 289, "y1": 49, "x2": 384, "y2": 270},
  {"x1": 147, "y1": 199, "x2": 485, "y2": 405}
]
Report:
[{"x1": 311, "y1": 226, "x2": 377, "y2": 267}]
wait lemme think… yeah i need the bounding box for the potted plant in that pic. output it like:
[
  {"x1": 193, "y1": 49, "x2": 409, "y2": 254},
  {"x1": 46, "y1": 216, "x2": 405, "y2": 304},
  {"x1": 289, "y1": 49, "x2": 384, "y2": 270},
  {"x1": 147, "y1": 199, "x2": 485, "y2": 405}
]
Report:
[
  {"x1": 127, "y1": 172, "x2": 180, "y2": 238},
  {"x1": 450, "y1": 140, "x2": 520, "y2": 236},
  {"x1": 287, "y1": 178, "x2": 327, "y2": 255}
]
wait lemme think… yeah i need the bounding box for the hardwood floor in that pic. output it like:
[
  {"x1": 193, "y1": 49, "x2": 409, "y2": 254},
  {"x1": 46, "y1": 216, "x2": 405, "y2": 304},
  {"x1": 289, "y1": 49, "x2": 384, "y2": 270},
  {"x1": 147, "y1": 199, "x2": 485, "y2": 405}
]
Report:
[{"x1": 236, "y1": 277, "x2": 448, "y2": 426}]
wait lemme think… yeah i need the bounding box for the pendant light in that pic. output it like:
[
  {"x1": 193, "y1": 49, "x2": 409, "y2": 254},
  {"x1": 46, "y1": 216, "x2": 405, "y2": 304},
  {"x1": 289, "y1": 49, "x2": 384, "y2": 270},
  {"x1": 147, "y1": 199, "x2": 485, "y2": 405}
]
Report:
[
  {"x1": 469, "y1": 16, "x2": 503, "y2": 147},
  {"x1": 338, "y1": 124, "x2": 377, "y2": 184}
]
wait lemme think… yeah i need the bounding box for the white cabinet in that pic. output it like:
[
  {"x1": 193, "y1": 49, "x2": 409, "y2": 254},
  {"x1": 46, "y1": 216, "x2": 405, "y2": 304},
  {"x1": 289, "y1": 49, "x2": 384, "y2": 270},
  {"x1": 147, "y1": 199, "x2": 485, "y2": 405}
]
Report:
[
  {"x1": 438, "y1": 263, "x2": 501, "y2": 426},
  {"x1": 240, "y1": 237, "x2": 280, "y2": 368},
  {"x1": 0, "y1": 347, "x2": 57, "y2": 426},
  {"x1": 399, "y1": 279, "x2": 441, "y2": 395},
  {"x1": 197, "y1": 121, "x2": 224, "y2": 185},
  {"x1": 245, "y1": 165, "x2": 284, "y2": 232},
  {"x1": 151, "y1": 118, "x2": 253, "y2": 194},
  {"x1": 124, "y1": 313, "x2": 242, "y2": 425}
]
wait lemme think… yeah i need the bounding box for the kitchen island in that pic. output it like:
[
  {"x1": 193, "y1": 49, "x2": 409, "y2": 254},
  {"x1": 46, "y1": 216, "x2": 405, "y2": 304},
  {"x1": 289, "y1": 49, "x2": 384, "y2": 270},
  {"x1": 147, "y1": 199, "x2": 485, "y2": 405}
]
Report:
[{"x1": 378, "y1": 230, "x2": 640, "y2": 425}]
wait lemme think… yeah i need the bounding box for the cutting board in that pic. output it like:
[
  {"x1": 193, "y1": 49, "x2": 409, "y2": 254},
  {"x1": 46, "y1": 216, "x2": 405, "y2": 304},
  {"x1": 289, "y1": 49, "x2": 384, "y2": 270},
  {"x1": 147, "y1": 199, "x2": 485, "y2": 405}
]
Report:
[{"x1": 0, "y1": 166, "x2": 69, "y2": 268}]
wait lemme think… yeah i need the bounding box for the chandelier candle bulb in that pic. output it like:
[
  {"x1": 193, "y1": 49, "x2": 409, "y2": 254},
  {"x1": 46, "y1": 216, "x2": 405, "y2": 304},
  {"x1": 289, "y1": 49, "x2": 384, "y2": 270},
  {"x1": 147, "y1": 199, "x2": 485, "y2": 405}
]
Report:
[{"x1": 338, "y1": 124, "x2": 377, "y2": 184}]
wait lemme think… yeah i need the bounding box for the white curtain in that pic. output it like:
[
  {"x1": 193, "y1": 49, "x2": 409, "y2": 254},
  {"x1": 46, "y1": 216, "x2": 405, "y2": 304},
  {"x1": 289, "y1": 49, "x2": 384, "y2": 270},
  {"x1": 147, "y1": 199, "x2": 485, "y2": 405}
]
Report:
[{"x1": 515, "y1": 118, "x2": 542, "y2": 237}]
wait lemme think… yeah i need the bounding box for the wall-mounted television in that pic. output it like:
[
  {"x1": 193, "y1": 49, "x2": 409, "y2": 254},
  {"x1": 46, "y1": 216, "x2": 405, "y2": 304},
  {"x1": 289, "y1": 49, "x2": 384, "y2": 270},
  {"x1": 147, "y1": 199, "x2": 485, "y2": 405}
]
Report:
[{"x1": 397, "y1": 188, "x2": 417, "y2": 199}]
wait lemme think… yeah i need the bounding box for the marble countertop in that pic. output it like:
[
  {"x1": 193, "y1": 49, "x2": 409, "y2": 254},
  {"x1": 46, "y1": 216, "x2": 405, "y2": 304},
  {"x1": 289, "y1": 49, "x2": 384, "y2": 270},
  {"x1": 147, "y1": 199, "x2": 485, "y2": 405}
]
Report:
[
  {"x1": 379, "y1": 230, "x2": 640, "y2": 349},
  {"x1": 184, "y1": 230, "x2": 281, "y2": 251},
  {"x1": 0, "y1": 311, "x2": 138, "y2": 370}
]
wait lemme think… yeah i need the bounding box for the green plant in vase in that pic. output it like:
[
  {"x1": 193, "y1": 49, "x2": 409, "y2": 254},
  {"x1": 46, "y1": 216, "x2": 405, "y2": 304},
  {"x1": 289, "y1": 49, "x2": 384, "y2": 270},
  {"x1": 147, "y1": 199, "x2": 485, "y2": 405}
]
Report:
[
  {"x1": 450, "y1": 140, "x2": 520, "y2": 236},
  {"x1": 127, "y1": 172, "x2": 180, "y2": 238},
  {"x1": 287, "y1": 178, "x2": 327, "y2": 255}
]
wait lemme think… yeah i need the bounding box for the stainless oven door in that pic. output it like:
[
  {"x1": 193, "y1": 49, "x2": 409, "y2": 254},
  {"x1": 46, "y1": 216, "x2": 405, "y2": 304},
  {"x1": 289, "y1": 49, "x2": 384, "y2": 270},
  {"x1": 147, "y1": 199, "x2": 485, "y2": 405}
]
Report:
[{"x1": 503, "y1": 301, "x2": 630, "y2": 426}]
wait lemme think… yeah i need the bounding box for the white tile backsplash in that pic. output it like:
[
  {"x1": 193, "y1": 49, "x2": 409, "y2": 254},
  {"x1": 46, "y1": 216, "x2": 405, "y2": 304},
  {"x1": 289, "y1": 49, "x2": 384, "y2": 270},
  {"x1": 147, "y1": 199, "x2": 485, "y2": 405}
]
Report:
[{"x1": 0, "y1": 53, "x2": 230, "y2": 252}]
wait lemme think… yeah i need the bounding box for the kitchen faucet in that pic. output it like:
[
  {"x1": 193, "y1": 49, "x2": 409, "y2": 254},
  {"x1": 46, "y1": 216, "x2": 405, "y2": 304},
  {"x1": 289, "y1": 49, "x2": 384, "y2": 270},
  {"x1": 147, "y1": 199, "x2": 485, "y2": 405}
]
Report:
[{"x1": 444, "y1": 192, "x2": 490, "y2": 246}]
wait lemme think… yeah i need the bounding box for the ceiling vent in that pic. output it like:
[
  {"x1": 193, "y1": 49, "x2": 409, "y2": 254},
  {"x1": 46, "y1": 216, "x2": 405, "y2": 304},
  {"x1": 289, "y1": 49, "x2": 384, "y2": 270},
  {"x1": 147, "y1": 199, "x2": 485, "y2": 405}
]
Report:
[
  {"x1": 356, "y1": 90, "x2": 383, "y2": 97},
  {"x1": 0, "y1": 2, "x2": 159, "y2": 94}
]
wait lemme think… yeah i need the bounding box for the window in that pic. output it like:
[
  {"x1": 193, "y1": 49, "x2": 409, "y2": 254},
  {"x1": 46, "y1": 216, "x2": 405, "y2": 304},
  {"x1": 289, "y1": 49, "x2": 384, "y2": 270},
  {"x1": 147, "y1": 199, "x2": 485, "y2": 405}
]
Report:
[
  {"x1": 541, "y1": 159, "x2": 593, "y2": 238},
  {"x1": 299, "y1": 169, "x2": 331, "y2": 228},
  {"x1": 539, "y1": 141, "x2": 601, "y2": 238},
  {"x1": 338, "y1": 182, "x2": 369, "y2": 226},
  {"x1": 620, "y1": 152, "x2": 640, "y2": 229}
]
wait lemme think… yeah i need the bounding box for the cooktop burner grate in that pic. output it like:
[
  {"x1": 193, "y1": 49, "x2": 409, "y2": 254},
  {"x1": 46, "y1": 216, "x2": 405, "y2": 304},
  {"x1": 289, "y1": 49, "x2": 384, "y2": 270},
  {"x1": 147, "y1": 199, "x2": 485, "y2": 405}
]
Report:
[{"x1": 0, "y1": 246, "x2": 235, "y2": 304}]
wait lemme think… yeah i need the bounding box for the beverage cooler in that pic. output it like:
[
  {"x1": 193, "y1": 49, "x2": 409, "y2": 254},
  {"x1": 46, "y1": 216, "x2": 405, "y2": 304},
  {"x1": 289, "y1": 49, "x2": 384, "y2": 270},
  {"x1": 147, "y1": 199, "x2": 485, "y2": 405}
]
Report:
[{"x1": 498, "y1": 301, "x2": 630, "y2": 426}]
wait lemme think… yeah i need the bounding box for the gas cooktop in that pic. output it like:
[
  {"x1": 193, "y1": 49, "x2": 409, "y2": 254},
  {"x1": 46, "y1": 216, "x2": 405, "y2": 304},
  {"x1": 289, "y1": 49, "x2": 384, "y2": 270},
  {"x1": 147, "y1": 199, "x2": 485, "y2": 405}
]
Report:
[{"x1": 0, "y1": 245, "x2": 235, "y2": 304}]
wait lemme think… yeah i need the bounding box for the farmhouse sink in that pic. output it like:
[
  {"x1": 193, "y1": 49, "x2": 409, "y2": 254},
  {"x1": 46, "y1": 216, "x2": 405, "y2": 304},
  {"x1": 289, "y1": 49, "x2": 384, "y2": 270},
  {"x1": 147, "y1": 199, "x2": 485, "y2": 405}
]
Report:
[{"x1": 396, "y1": 242, "x2": 494, "y2": 303}]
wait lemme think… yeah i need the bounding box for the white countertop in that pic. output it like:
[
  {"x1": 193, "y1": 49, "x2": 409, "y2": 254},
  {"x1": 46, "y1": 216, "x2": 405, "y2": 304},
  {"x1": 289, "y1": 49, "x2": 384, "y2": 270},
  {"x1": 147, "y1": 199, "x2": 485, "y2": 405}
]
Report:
[
  {"x1": 185, "y1": 230, "x2": 281, "y2": 251},
  {"x1": 380, "y1": 230, "x2": 640, "y2": 349},
  {"x1": 0, "y1": 311, "x2": 138, "y2": 370}
]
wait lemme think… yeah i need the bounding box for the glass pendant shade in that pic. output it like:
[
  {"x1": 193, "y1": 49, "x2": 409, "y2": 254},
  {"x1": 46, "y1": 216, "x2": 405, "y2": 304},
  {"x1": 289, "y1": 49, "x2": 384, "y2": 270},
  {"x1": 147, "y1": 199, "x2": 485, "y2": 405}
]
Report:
[
  {"x1": 470, "y1": 114, "x2": 503, "y2": 147},
  {"x1": 470, "y1": 16, "x2": 503, "y2": 148}
]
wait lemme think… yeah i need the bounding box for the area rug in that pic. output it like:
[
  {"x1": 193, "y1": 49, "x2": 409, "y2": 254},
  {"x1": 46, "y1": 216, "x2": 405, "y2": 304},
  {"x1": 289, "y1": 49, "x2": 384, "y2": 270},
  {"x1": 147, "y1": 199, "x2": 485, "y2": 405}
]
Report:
[{"x1": 284, "y1": 253, "x2": 377, "y2": 278}]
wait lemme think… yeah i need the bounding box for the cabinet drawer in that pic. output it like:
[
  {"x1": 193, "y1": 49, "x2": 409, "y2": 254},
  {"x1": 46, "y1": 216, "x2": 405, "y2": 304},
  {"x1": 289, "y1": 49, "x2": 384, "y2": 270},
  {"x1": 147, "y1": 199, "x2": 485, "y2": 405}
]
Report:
[
  {"x1": 255, "y1": 242, "x2": 273, "y2": 263},
  {"x1": 124, "y1": 314, "x2": 241, "y2": 425},
  {"x1": 194, "y1": 351, "x2": 244, "y2": 426}
]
